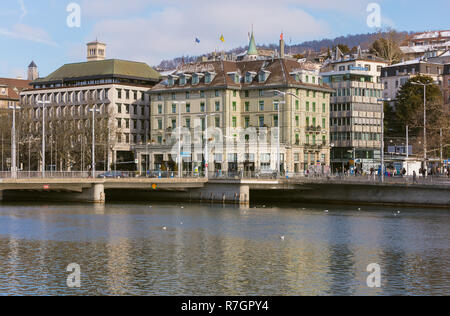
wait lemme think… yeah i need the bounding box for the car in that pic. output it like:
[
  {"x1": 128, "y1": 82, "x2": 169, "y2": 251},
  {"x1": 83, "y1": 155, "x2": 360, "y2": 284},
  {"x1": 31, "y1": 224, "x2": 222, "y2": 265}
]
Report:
[{"x1": 97, "y1": 171, "x2": 129, "y2": 179}]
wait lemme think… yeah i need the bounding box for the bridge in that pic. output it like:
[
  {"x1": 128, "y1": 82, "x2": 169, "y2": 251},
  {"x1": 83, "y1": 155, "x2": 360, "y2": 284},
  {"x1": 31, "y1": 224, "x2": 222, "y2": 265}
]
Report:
[{"x1": 0, "y1": 173, "x2": 449, "y2": 207}]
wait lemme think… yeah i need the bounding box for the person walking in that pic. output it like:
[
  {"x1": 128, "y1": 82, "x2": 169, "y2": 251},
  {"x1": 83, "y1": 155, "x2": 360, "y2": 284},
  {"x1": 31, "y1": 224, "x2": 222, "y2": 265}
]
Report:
[{"x1": 413, "y1": 170, "x2": 418, "y2": 184}]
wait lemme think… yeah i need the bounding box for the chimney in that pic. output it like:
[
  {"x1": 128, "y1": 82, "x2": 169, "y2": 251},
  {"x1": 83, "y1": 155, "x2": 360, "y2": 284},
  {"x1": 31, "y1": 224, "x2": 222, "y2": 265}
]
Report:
[{"x1": 280, "y1": 33, "x2": 285, "y2": 58}]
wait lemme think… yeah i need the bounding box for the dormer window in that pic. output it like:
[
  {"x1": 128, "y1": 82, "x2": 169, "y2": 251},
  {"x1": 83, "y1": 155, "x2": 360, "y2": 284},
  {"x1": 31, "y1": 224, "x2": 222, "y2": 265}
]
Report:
[
  {"x1": 258, "y1": 70, "x2": 270, "y2": 83},
  {"x1": 168, "y1": 75, "x2": 178, "y2": 87},
  {"x1": 192, "y1": 75, "x2": 199, "y2": 85},
  {"x1": 234, "y1": 74, "x2": 240, "y2": 83},
  {"x1": 205, "y1": 72, "x2": 216, "y2": 84},
  {"x1": 245, "y1": 72, "x2": 257, "y2": 84}
]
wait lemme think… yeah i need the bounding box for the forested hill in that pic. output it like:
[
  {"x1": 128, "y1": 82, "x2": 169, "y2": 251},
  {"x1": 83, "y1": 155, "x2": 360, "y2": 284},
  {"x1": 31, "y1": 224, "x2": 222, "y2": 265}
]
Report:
[{"x1": 156, "y1": 31, "x2": 411, "y2": 70}]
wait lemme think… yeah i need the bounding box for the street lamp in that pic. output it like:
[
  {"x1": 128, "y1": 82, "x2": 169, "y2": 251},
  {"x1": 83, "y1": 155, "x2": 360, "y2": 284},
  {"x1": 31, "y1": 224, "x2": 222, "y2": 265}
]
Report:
[
  {"x1": 198, "y1": 112, "x2": 220, "y2": 178},
  {"x1": 378, "y1": 97, "x2": 391, "y2": 183},
  {"x1": 8, "y1": 103, "x2": 21, "y2": 179},
  {"x1": 269, "y1": 90, "x2": 301, "y2": 178},
  {"x1": 37, "y1": 97, "x2": 51, "y2": 178},
  {"x1": 173, "y1": 101, "x2": 186, "y2": 178},
  {"x1": 89, "y1": 106, "x2": 101, "y2": 177},
  {"x1": 411, "y1": 81, "x2": 435, "y2": 171}
]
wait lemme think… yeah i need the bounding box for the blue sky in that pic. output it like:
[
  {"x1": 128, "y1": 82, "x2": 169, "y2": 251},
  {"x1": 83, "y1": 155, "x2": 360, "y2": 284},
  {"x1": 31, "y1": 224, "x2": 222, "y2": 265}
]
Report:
[{"x1": 0, "y1": 0, "x2": 448, "y2": 78}]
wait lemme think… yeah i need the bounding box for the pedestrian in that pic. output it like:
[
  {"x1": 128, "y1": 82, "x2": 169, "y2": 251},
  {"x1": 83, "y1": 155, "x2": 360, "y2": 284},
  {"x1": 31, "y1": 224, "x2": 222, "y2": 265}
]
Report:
[{"x1": 413, "y1": 170, "x2": 418, "y2": 184}]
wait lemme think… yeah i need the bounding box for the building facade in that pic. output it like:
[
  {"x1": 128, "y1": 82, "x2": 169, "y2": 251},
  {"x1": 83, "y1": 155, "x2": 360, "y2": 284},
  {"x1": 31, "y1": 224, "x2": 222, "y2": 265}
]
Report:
[
  {"x1": 20, "y1": 42, "x2": 161, "y2": 171},
  {"x1": 381, "y1": 60, "x2": 445, "y2": 100},
  {"x1": 136, "y1": 35, "x2": 333, "y2": 176},
  {"x1": 321, "y1": 50, "x2": 387, "y2": 173},
  {"x1": 444, "y1": 64, "x2": 450, "y2": 108},
  {"x1": 0, "y1": 77, "x2": 31, "y2": 109}
]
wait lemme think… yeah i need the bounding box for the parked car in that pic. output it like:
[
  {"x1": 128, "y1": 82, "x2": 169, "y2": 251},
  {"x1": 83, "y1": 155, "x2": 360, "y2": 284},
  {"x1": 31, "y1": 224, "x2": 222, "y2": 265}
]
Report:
[{"x1": 97, "y1": 171, "x2": 130, "y2": 179}]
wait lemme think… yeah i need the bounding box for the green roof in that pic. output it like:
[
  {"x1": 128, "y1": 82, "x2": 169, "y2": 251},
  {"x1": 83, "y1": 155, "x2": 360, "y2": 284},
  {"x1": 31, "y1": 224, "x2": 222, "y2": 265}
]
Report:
[
  {"x1": 34, "y1": 59, "x2": 161, "y2": 84},
  {"x1": 247, "y1": 32, "x2": 258, "y2": 56}
]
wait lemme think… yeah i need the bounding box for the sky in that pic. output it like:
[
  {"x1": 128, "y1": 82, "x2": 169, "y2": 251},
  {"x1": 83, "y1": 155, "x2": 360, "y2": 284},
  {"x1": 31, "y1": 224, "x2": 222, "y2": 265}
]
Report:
[{"x1": 0, "y1": 0, "x2": 449, "y2": 79}]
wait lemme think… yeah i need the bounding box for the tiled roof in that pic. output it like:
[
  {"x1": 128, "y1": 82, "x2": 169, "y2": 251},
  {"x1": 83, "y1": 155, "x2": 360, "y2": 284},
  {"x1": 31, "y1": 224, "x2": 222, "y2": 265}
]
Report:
[
  {"x1": 0, "y1": 77, "x2": 31, "y2": 100},
  {"x1": 150, "y1": 58, "x2": 334, "y2": 93},
  {"x1": 33, "y1": 59, "x2": 161, "y2": 84}
]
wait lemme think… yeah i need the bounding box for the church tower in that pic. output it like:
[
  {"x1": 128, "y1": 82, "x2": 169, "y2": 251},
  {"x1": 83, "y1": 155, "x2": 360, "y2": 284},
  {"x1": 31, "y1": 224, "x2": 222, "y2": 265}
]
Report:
[
  {"x1": 27, "y1": 61, "x2": 38, "y2": 81},
  {"x1": 245, "y1": 31, "x2": 259, "y2": 61},
  {"x1": 87, "y1": 40, "x2": 106, "y2": 62}
]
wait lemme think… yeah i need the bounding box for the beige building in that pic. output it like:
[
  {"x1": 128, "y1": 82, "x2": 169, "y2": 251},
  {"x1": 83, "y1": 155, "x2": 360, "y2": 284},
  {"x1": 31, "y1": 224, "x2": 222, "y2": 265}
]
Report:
[
  {"x1": 321, "y1": 47, "x2": 388, "y2": 173},
  {"x1": 136, "y1": 34, "x2": 334, "y2": 176},
  {"x1": 20, "y1": 41, "x2": 161, "y2": 171}
]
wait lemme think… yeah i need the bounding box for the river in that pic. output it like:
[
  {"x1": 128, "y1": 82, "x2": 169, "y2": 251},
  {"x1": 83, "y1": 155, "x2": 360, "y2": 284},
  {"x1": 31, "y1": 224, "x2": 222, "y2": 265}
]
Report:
[{"x1": 0, "y1": 202, "x2": 448, "y2": 296}]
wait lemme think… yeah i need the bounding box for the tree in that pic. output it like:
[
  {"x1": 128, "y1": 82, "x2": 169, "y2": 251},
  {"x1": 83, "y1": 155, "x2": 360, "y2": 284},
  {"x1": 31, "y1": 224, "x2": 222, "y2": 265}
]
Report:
[
  {"x1": 393, "y1": 75, "x2": 449, "y2": 158},
  {"x1": 369, "y1": 30, "x2": 405, "y2": 65}
]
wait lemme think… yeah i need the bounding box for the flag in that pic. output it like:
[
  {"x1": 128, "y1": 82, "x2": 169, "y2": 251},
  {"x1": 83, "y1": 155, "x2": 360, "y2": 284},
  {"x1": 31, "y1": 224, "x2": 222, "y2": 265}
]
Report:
[
  {"x1": 280, "y1": 33, "x2": 284, "y2": 41},
  {"x1": 220, "y1": 34, "x2": 225, "y2": 43},
  {"x1": 195, "y1": 37, "x2": 200, "y2": 44}
]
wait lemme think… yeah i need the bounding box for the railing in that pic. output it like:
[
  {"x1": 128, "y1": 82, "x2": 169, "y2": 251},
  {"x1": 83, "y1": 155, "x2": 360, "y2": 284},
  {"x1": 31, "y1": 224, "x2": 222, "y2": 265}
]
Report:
[{"x1": 0, "y1": 170, "x2": 448, "y2": 186}]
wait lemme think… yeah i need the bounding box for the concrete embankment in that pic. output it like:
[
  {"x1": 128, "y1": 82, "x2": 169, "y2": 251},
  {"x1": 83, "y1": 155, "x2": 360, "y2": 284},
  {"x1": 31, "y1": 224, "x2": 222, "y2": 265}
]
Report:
[{"x1": 251, "y1": 182, "x2": 450, "y2": 208}]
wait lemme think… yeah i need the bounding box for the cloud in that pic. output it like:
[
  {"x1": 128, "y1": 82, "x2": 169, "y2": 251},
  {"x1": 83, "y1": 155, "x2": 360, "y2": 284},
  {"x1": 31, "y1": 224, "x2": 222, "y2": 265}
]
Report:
[
  {"x1": 87, "y1": 0, "x2": 330, "y2": 65},
  {"x1": 0, "y1": 23, "x2": 58, "y2": 46}
]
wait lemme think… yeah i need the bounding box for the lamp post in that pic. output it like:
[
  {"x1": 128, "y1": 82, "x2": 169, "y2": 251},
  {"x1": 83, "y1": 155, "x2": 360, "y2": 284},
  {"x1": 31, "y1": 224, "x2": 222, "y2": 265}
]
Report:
[
  {"x1": 173, "y1": 101, "x2": 186, "y2": 178},
  {"x1": 198, "y1": 112, "x2": 219, "y2": 179},
  {"x1": 37, "y1": 98, "x2": 51, "y2": 178},
  {"x1": 377, "y1": 98, "x2": 391, "y2": 183},
  {"x1": 269, "y1": 90, "x2": 300, "y2": 178},
  {"x1": 8, "y1": 103, "x2": 21, "y2": 179},
  {"x1": 89, "y1": 106, "x2": 101, "y2": 177},
  {"x1": 411, "y1": 81, "x2": 435, "y2": 174}
]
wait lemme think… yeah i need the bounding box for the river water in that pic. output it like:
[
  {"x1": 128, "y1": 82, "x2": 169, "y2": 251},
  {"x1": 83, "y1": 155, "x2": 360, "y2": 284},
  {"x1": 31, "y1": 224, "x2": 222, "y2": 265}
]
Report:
[{"x1": 0, "y1": 202, "x2": 448, "y2": 296}]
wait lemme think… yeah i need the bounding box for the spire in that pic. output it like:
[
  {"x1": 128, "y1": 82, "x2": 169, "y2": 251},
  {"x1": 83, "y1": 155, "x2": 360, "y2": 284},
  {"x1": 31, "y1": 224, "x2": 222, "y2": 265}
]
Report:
[
  {"x1": 29, "y1": 61, "x2": 37, "y2": 68},
  {"x1": 247, "y1": 31, "x2": 258, "y2": 56},
  {"x1": 356, "y1": 45, "x2": 363, "y2": 59}
]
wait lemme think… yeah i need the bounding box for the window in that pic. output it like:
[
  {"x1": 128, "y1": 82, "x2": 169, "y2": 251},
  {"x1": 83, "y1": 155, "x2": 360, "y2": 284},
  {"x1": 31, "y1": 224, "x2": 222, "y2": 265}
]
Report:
[
  {"x1": 186, "y1": 118, "x2": 191, "y2": 128},
  {"x1": 117, "y1": 89, "x2": 122, "y2": 99},
  {"x1": 313, "y1": 102, "x2": 316, "y2": 112},
  {"x1": 215, "y1": 90, "x2": 219, "y2": 97},
  {"x1": 244, "y1": 117, "x2": 250, "y2": 128},
  {"x1": 215, "y1": 101, "x2": 220, "y2": 112},
  {"x1": 273, "y1": 115, "x2": 278, "y2": 127},
  {"x1": 296, "y1": 100, "x2": 299, "y2": 110},
  {"x1": 259, "y1": 101, "x2": 264, "y2": 111},
  {"x1": 233, "y1": 90, "x2": 237, "y2": 97},
  {"x1": 232, "y1": 117, "x2": 237, "y2": 128},
  {"x1": 117, "y1": 103, "x2": 122, "y2": 113},
  {"x1": 200, "y1": 90, "x2": 205, "y2": 98},
  {"x1": 215, "y1": 117, "x2": 220, "y2": 128},
  {"x1": 232, "y1": 101, "x2": 237, "y2": 111},
  {"x1": 186, "y1": 92, "x2": 190, "y2": 99},
  {"x1": 200, "y1": 102, "x2": 205, "y2": 112},
  {"x1": 306, "y1": 102, "x2": 310, "y2": 112},
  {"x1": 322, "y1": 118, "x2": 326, "y2": 129},
  {"x1": 172, "y1": 93, "x2": 176, "y2": 100},
  {"x1": 158, "y1": 119, "x2": 163, "y2": 130},
  {"x1": 172, "y1": 119, "x2": 176, "y2": 129},
  {"x1": 295, "y1": 116, "x2": 299, "y2": 127},
  {"x1": 125, "y1": 119, "x2": 130, "y2": 129},
  {"x1": 186, "y1": 103, "x2": 190, "y2": 113},
  {"x1": 172, "y1": 104, "x2": 177, "y2": 114},
  {"x1": 126, "y1": 90, "x2": 130, "y2": 99},
  {"x1": 259, "y1": 116, "x2": 265, "y2": 127},
  {"x1": 245, "y1": 90, "x2": 249, "y2": 98},
  {"x1": 117, "y1": 119, "x2": 122, "y2": 128},
  {"x1": 245, "y1": 102, "x2": 250, "y2": 112},
  {"x1": 158, "y1": 104, "x2": 162, "y2": 114}
]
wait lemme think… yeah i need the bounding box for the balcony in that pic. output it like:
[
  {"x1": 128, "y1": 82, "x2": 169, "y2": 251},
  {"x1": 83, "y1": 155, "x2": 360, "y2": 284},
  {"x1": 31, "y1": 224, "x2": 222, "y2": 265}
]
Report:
[{"x1": 306, "y1": 126, "x2": 323, "y2": 133}]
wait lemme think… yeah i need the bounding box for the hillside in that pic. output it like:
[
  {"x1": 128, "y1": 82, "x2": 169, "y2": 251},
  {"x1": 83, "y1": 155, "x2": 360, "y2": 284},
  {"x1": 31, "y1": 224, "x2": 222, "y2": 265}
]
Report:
[{"x1": 156, "y1": 31, "x2": 411, "y2": 70}]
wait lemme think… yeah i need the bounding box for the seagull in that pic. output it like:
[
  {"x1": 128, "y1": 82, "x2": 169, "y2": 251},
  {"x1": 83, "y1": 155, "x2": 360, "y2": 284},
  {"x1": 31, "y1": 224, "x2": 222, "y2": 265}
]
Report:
[
  {"x1": 163, "y1": 226, "x2": 167, "y2": 230},
  {"x1": 181, "y1": 206, "x2": 184, "y2": 209},
  {"x1": 280, "y1": 236, "x2": 285, "y2": 241},
  {"x1": 358, "y1": 208, "x2": 362, "y2": 211},
  {"x1": 324, "y1": 210, "x2": 329, "y2": 213}
]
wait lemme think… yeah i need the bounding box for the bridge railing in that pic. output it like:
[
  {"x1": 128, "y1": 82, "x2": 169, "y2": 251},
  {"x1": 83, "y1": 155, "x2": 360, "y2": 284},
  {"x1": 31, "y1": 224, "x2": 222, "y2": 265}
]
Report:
[{"x1": 0, "y1": 170, "x2": 448, "y2": 185}]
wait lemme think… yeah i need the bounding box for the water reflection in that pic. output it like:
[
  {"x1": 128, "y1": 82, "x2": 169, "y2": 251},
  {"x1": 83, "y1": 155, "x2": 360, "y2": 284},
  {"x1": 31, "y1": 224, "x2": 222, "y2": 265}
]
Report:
[{"x1": 0, "y1": 203, "x2": 448, "y2": 296}]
